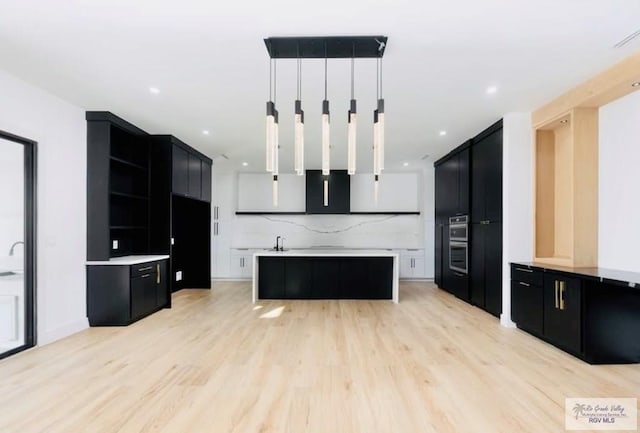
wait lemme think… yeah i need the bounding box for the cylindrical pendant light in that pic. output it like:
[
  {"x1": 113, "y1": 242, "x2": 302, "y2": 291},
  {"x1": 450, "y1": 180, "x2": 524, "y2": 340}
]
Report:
[
  {"x1": 321, "y1": 46, "x2": 330, "y2": 176},
  {"x1": 323, "y1": 176, "x2": 329, "y2": 206},
  {"x1": 294, "y1": 55, "x2": 304, "y2": 175},
  {"x1": 347, "y1": 48, "x2": 357, "y2": 175},
  {"x1": 378, "y1": 57, "x2": 385, "y2": 171},
  {"x1": 272, "y1": 175, "x2": 278, "y2": 207},
  {"x1": 373, "y1": 57, "x2": 384, "y2": 175},
  {"x1": 266, "y1": 58, "x2": 275, "y2": 172}
]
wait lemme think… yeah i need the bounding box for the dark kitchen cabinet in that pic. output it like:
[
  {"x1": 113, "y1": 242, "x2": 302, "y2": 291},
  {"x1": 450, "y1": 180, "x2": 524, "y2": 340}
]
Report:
[
  {"x1": 435, "y1": 144, "x2": 470, "y2": 218},
  {"x1": 511, "y1": 266, "x2": 544, "y2": 336},
  {"x1": 87, "y1": 259, "x2": 168, "y2": 326},
  {"x1": 149, "y1": 135, "x2": 212, "y2": 292},
  {"x1": 188, "y1": 153, "x2": 202, "y2": 199},
  {"x1": 172, "y1": 145, "x2": 189, "y2": 197},
  {"x1": 471, "y1": 121, "x2": 502, "y2": 223},
  {"x1": 305, "y1": 170, "x2": 350, "y2": 214},
  {"x1": 470, "y1": 222, "x2": 502, "y2": 316},
  {"x1": 543, "y1": 273, "x2": 582, "y2": 354},
  {"x1": 201, "y1": 161, "x2": 212, "y2": 202},
  {"x1": 511, "y1": 262, "x2": 640, "y2": 364},
  {"x1": 258, "y1": 257, "x2": 393, "y2": 300},
  {"x1": 434, "y1": 224, "x2": 444, "y2": 287}
]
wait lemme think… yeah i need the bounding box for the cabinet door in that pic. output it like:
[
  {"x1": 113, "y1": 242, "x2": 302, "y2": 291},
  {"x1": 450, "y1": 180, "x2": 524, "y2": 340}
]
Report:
[
  {"x1": 543, "y1": 274, "x2": 582, "y2": 353},
  {"x1": 484, "y1": 222, "x2": 502, "y2": 316},
  {"x1": 471, "y1": 141, "x2": 488, "y2": 222},
  {"x1": 188, "y1": 153, "x2": 202, "y2": 199},
  {"x1": 434, "y1": 224, "x2": 443, "y2": 287},
  {"x1": 511, "y1": 281, "x2": 543, "y2": 336},
  {"x1": 435, "y1": 166, "x2": 447, "y2": 226},
  {"x1": 367, "y1": 257, "x2": 393, "y2": 299},
  {"x1": 156, "y1": 261, "x2": 169, "y2": 308},
  {"x1": 258, "y1": 257, "x2": 285, "y2": 299},
  {"x1": 399, "y1": 256, "x2": 413, "y2": 278},
  {"x1": 442, "y1": 157, "x2": 458, "y2": 219},
  {"x1": 450, "y1": 271, "x2": 469, "y2": 301},
  {"x1": 470, "y1": 223, "x2": 485, "y2": 307},
  {"x1": 484, "y1": 130, "x2": 503, "y2": 222},
  {"x1": 412, "y1": 257, "x2": 425, "y2": 278},
  {"x1": 311, "y1": 259, "x2": 341, "y2": 298},
  {"x1": 131, "y1": 274, "x2": 155, "y2": 320},
  {"x1": 240, "y1": 255, "x2": 253, "y2": 278},
  {"x1": 457, "y1": 148, "x2": 470, "y2": 215},
  {"x1": 201, "y1": 161, "x2": 212, "y2": 202},
  {"x1": 172, "y1": 145, "x2": 189, "y2": 196},
  {"x1": 285, "y1": 258, "x2": 312, "y2": 299},
  {"x1": 340, "y1": 258, "x2": 370, "y2": 299}
]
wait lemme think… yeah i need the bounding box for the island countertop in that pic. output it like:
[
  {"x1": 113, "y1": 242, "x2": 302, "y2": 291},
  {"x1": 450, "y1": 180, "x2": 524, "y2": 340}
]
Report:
[{"x1": 252, "y1": 250, "x2": 400, "y2": 303}]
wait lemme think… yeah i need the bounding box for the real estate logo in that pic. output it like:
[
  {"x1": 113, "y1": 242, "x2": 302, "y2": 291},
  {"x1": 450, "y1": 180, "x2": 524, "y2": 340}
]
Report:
[{"x1": 566, "y1": 398, "x2": 637, "y2": 430}]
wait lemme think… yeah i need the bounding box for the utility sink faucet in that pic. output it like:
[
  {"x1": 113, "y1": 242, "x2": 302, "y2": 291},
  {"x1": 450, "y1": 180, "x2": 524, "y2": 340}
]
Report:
[
  {"x1": 9, "y1": 241, "x2": 24, "y2": 256},
  {"x1": 274, "y1": 236, "x2": 284, "y2": 251}
]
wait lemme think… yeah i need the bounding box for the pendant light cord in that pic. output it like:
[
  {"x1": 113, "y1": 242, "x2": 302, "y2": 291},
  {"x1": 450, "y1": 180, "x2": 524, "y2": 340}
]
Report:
[
  {"x1": 351, "y1": 43, "x2": 355, "y2": 100},
  {"x1": 376, "y1": 57, "x2": 379, "y2": 100},
  {"x1": 324, "y1": 42, "x2": 328, "y2": 100},
  {"x1": 269, "y1": 58, "x2": 272, "y2": 101},
  {"x1": 380, "y1": 56, "x2": 383, "y2": 98},
  {"x1": 273, "y1": 58, "x2": 277, "y2": 105}
]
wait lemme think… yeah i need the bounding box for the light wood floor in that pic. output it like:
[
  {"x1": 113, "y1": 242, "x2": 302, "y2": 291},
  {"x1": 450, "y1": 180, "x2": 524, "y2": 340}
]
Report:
[{"x1": 1, "y1": 281, "x2": 638, "y2": 433}]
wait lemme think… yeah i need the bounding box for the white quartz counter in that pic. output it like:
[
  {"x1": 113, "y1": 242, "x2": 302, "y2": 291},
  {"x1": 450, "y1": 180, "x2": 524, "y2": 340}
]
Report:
[
  {"x1": 252, "y1": 250, "x2": 399, "y2": 303},
  {"x1": 254, "y1": 249, "x2": 399, "y2": 257},
  {"x1": 86, "y1": 255, "x2": 170, "y2": 266}
]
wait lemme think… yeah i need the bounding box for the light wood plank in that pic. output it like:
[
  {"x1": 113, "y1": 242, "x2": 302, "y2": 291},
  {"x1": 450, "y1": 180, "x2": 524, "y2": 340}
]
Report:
[{"x1": 0, "y1": 281, "x2": 638, "y2": 433}]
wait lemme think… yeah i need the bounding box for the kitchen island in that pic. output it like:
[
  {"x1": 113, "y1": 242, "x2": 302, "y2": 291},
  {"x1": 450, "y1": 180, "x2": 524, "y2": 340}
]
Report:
[{"x1": 252, "y1": 249, "x2": 399, "y2": 303}]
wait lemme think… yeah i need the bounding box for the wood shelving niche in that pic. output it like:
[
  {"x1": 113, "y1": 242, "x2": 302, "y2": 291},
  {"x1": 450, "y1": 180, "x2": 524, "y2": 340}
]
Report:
[{"x1": 534, "y1": 108, "x2": 598, "y2": 267}]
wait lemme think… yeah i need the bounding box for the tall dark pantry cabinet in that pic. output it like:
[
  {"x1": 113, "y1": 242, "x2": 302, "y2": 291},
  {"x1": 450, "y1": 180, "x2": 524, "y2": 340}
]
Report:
[
  {"x1": 434, "y1": 119, "x2": 503, "y2": 318},
  {"x1": 86, "y1": 112, "x2": 212, "y2": 326}
]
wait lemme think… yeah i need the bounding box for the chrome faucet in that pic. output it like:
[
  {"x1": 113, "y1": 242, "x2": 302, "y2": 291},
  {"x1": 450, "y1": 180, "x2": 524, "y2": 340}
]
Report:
[{"x1": 9, "y1": 241, "x2": 24, "y2": 256}]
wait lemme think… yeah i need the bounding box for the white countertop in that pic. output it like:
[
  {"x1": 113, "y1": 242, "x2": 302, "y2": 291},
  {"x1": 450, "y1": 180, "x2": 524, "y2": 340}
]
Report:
[
  {"x1": 254, "y1": 249, "x2": 399, "y2": 257},
  {"x1": 86, "y1": 255, "x2": 170, "y2": 266}
]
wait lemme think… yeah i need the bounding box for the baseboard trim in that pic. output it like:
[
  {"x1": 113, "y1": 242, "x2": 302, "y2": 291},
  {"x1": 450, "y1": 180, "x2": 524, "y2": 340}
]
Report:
[{"x1": 38, "y1": 317, "x2": 89, "y2": 346}]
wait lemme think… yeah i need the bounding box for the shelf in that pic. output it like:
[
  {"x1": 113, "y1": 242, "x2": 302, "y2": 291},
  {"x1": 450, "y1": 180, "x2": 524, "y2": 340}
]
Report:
[
  {"x1": 110, "y1": 156, "x2": 147, "y2": 171},
  {"x1": 235, "y1": 211, "x2": 420, "y2": 215},
  {"x1": 111, "y1": 191, "x2": 149, "y2": 201}
]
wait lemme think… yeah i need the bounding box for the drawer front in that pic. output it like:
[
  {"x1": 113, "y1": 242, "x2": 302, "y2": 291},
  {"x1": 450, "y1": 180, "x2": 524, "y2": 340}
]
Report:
[
  {"x1": 511, "y1": 266, "x2": 542, "y2": 286},
  {"x1": 131, "y1": 261, "x2": 160, "y2": 278}
]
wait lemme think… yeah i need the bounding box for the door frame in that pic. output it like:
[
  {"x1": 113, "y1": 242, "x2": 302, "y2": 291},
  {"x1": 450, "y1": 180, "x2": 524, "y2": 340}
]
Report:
[{"x1": 0, "y1": 129, "x2": 37, "y2": 360}]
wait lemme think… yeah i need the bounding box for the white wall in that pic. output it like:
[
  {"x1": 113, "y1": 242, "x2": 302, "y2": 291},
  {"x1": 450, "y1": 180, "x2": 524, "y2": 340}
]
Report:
[
  {"x1": 598, "y1": 90, "x2": 640, "y2": 273},
  {"x1": 501, "y1": 113, "x2": 534, "y2": 327},
  {"x1": 0, "y1": 69, "x2": 88, "y2": 345}
]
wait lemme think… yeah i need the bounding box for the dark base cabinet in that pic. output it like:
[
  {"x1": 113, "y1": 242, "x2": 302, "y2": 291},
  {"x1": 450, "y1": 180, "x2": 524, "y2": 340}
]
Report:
[
  {"x1": 470, "y1": 222, "x2": 502, "y2": 317},
  {"x1": 511, "y1": 263, "x2": 640, "y2": 364},
  {"x1": 87, "y1": 260, "x2": 169, "y2": 326},
  {"x1": 258, "y1": 257, "x2": 393, "y2": 300}
]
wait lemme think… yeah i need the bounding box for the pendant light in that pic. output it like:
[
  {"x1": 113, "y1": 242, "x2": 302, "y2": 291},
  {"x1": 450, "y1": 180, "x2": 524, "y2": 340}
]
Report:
[
  {"x1": 272, "y1": 60, "x2": 279, "y2": 207},
  {"x1": 321, "y1": 44, "x2": 330, "y2": 176},
  {"x1": 373, "y1": 57, "x2": 384, "y2": 204},
  {"x1": 347, "y1": 44, "x2": 357, "y2": 175},
  {"x1": 265, "y1": 58, "x2": 275, "y2": 173},
  {"x1": 294, "y1": 53, "x2": 304, "y2": 175}
]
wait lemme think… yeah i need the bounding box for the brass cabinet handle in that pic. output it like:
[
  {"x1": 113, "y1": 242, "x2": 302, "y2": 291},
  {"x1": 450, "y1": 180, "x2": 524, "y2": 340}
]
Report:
[
  {"x1": 516, "y1": 267, "x2": 533, "y2": 273},
  {"x1": 138, "y1": 266, "x2": 153, "y2": 272},
  {"x1": 157, "y1": 264, "x2": 160, "y2": 284},
  {"x1": 559, "y1": 281, "x2": 566, "y2": 310},
  {"x1": 554, "y1": 280, "x2": 559, "y2": 309}
]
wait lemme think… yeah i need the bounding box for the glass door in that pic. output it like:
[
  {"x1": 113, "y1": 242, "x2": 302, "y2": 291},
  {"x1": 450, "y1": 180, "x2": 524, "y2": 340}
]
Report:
[{"x1": 0, "y1": 131, "x2": 36, "y2": 359}]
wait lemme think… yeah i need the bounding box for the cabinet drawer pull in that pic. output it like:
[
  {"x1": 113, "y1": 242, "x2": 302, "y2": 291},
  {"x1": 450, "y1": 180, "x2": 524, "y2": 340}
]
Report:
[
  {"x1": 554, "y1": 280, "x2": 559, "y2": 309},
  {"x1": 515, "y1": 267, "x2": 533, "y2": 273},
  {"x1": 157, "y1": 264, "x2": 160, "y2": 284},
  {"x1": 138, "y1": 266, "x2": 153, "y2": 272},
  {"x1": 141, "y1": 274, "x2": 151, "y2": 278},
  {"x1": 518, "y1": 281, "x2": 530, "y2": 287},
  {"x1": 559, "y1": 281, "x2": 566, "y2": 310}
]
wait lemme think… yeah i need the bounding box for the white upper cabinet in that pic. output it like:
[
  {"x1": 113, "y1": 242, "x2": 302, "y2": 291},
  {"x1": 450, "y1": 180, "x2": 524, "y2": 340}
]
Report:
[
  {"x1": 237, "y1": 173, "x2": 305, "y2": 212},
  {"x1": 350, "y1": 173, "x2": 419, "y2": 212}
]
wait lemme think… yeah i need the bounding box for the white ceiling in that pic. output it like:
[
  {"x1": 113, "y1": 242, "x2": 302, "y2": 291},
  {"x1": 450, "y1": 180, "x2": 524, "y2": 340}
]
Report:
[{"x1": 1, "y1": 0, "x2": 639, "y2": 173}]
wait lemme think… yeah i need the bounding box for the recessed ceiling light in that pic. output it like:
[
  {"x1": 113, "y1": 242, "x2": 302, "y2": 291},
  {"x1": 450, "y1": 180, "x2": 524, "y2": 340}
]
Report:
[
  {"x1": 632, "y1": 82, "x2": 640, "y2": 87},
  {"x1": 403, "y1": 162, "x2": 409, "y2": 167},
  {"x1": 242, "y1": 162, "x2": 248, "y2": 167},
  {"x1": 486, "y1": 86, "x2": 498, "y2": 95},
  {"x1": 149, "y1": 87, "x2": 160, "y2": 94},
  {"x1": 560, "y1": 119, "x2": 568, "y2": 124},
  {"x1": 202, "y1": 130, "x2": 210, "y2": 135},
  {"x1": 439, "y1": 130, "x2": 447, "y2": 136}
]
